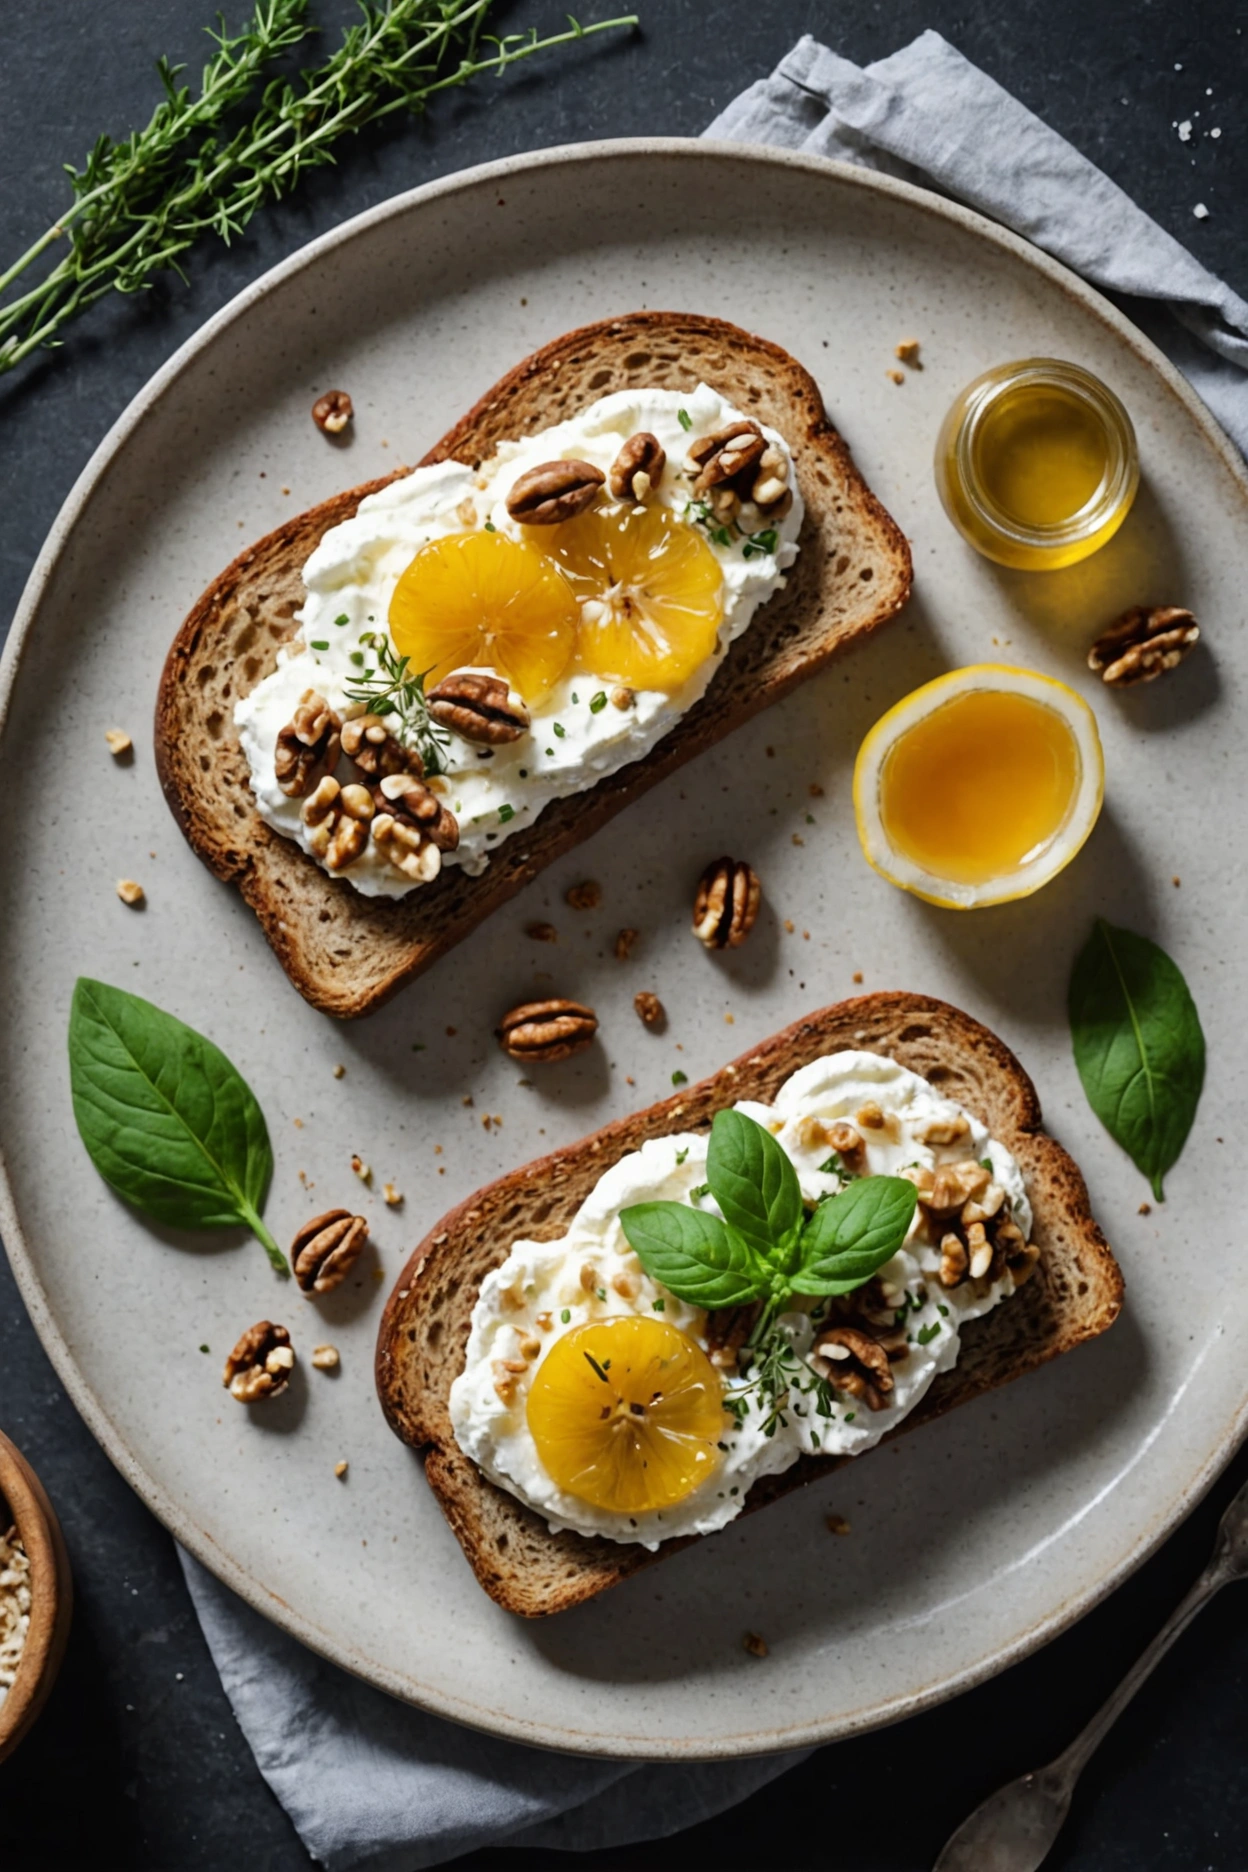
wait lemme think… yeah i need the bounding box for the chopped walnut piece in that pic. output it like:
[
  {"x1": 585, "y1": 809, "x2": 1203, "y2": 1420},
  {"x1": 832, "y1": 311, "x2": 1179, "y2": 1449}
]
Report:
[
  {"x1": 341, "y1": 712, "x2": 422, "y2": 779},
  {"x1": 383, "y1": 1182, "x2": 403, "y2": 1207},
  {"x1": 565, "y1": 879, "x2": 602, "y2": 910},
  {"x1": 311, "y1": 1344, "x2": 340, "y2": 1371},
  {"x1": 223, "y1": 1322, "x2": 295, "y2": 1402},
  {"x1": 105, "y1": 728, "x2": 132, "y2": 757},
  {"x1": 914, "y1": 1113, "x2": 970, "y2": 1147},
  {"x1": 276, "y1": 689, "x2": 342, "y2": 799},
  {"x1": 312, "y1": 389, "x2": 353, "y2": 434},
  {"x1": 939, "y1": 1231, "x2": 969, "y2": 1288},
  {"x1": 811, "y1": 1324, "x2": 895, "y2": 1410},
  {"x1": 334, "y1": 1460, "x2": 349, "y2": 1479},
  {"x1": 895, "y1": 338, "x2": 922, "y2": 365},
  {"x1": 887, "y1": 369, "x2": 905, "y2": 385},
  {"x1": 634, "y1": 991, "x2": 665, "y2": 1028},
  {"x1": 825, "y1": 1513, "x2": 852, "y2": 1536},
  {"x1": 116, "y1": 878, "x2": 145, "y2": 906},
  {"x1": 351, "y1": 1154, "x2": 371, "y2": 1184},
  {"x1": 301, "y1": 775, "x2": 373, "y2": 870},
  {"x1": 614, "y1": 927, "x2": 639, "y2": 961},
  {"x1": 526, "y1": 922, "x2": 558, "y2": 943},
  {"x1": 825, "y1": 1121, "x2": 865, "y2": 1168},
  {"x1": 743, "y1": 1631, "x2": 769, "y2": 1659}
]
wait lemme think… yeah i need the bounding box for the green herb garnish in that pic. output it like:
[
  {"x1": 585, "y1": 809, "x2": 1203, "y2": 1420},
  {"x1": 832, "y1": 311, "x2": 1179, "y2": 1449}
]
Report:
[
  {"x1": 497, "y1": 803, "x2": 515, "y2": 823},
  {"x1": 1069, "y1": 918, "x2": 1205, "y2": 1200},
  {"x1": 560, "y1": 1308, "x2": 571, "y2": 1324},
  {"x1": 677, "y1": 408, "x2": 693, "y2": 432},
  {"x1": 589, "y1": 691, "x2": 607, "y2": 713},
  {"x1": 68, "y1": 979, "x2": 288, "y2": 1275},
  {"x1": 310, "y1": 639, "x2": 329, "y2": 651},
  {"x1": 671, "y1": 1070, "x2": 688, "y2": 1086},
  {"x1": 0, "y1": 2, "x2": 638, "y2": 380},
  {"x1": 334, "y1": 613, "x2": 349, "y2": 627},
  {"x1": 343, "y1": 630, "x2": 450, "y2": 775},
  {"x1": 553, "y1": 723, "x2": 566, "y2": 738},
  {"x1": 741, "y1": 526, "x2": 779, "y2": 560},
  {"x1": 688, "y1": 1181, "x2": 711, "y2": 1202},
  {"x1": 916, "y1": 1321, "x2": 941, "y2": 1346},
  {"x1": 674, "y1": 1146, "x2": 689, "y2": 1166}
]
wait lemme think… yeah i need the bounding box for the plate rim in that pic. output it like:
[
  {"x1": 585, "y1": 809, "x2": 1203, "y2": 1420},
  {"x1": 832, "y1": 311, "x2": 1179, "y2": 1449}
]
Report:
[{"x1": 3, "y1": 135, "x2": 1247, "y2": 1759}]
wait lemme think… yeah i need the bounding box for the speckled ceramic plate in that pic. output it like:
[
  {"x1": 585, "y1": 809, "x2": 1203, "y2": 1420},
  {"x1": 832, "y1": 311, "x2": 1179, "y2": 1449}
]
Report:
[{"x1": 2, "y1": 142, "x2": 1246, "y2": 1759}]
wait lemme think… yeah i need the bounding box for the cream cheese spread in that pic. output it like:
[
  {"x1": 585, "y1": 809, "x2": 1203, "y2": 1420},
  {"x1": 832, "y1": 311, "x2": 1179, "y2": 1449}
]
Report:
[
  {"x1": 449, "y1": 1051, "x2": 1033, "y2": 1548},
  {"x1": 234, "y1": 385, "x2": 803, "y2": 897}
]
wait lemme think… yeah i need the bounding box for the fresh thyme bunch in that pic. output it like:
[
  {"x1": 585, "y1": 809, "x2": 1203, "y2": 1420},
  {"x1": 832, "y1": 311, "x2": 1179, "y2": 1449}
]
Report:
[{"x1": 0, "y1": 0, "x2": 636, "y2": 378}]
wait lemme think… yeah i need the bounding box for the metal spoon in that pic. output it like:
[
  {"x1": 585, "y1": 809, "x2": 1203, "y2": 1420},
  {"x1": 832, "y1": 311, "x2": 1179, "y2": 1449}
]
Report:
[{"x1": 934, "y1": 1468, "x2": 1248, "y2": 1872}]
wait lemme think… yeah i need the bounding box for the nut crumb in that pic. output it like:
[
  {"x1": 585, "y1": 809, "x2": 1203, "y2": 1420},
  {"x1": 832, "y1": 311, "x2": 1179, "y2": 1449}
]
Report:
[
  {"x1": 371, "y1": 1267, "x2": 385, "y2": 1283},
  {"x1": 808, "y1": 782, "x2": 824, "y2": 797},
  {"x1": 526, "y1": 921, "x2": 558, "y2": 942},
  {"x1": 791, "y1": 833, "x2": 804, "y2": 847},
  {"x1": 334, "y1": 1460, "x2": 349, "y2": 1479},
  {"x1": 895, "y1": 338, "x2": 922, "y2": 366},
  {"x1": 332, "y1": 1063, "x2": 345, "y2": 1079},
  {"x1": 724, "y1": 1012, "x2": 735, "y2": 1024},
  {"x1": 116, "y1": 878, "x2": 145, "y2": 906},
  {"x1": 383, "y1": 1182, "x2": 403, "y2": 1207},
  {"x1": 312, "y1": 388, "x2": 353, "y2": 434},
  {"x1": 614, "y1": 927, "x2": 640, "y2": 961},
  {"x1": 1173, "y1": 876, "x2": 1181, "y2": 888},
  {"x1": 351, "y1": 1154, "x2": 371, "y2": 1183},
  {"x1": 825, "y1": 1513, "x2": 852, "y2": 1536},
  {"x1": 566, "y1": 879, "x2": 602, "y2": 911},
  {"x1": 462, "y1": 1095, "x2": 474, "y2": 1107},
  {"x1": 852, "y1": 971, "x2": 864, "y2": 984},
  {"x1": 105, "y1": 728, "x2": 132, "y2": 757},
  {"x1": 784, "y1": 918, "x2": 795, "y2": 933},
  {"x1": 1138, "y1": 1202, "x2": 1152, "y2": 1216},
  {"x1": 887, "y1": 369, "x2": 905, "y2": 385},
  {"x1": 743, "y1": 1632, "x2": 769, "y2": 1659},
  {"x1": 311, "y1": 1344, "x2": 340, "y2": 1371}
]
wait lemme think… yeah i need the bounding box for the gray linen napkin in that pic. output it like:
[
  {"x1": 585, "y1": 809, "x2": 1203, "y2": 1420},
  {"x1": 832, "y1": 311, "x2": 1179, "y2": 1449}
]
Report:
[{"x1": 178, "y1": 33, "x2": 1248, "y2": 1872}]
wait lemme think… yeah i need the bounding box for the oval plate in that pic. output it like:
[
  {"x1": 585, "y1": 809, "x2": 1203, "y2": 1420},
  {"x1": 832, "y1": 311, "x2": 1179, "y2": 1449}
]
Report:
[{"x1": 1, "y1": 141, "x2": 1245, "y2": 1759}]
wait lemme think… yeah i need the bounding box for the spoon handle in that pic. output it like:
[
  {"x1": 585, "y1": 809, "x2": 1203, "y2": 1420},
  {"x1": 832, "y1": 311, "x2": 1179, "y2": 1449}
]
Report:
[{"x1": 1048, "y1": 1561, "x2": 1229, "y2": 1794}]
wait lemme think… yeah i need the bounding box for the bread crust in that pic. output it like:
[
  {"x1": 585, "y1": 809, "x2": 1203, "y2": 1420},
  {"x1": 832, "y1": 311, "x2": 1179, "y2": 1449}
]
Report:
[
  {"x1": 155, "y1": 312, "x2": 912, "y2": 1017},
  {"x1": 375, "y1": 992, "x2": 1123, "y2": 1616}
]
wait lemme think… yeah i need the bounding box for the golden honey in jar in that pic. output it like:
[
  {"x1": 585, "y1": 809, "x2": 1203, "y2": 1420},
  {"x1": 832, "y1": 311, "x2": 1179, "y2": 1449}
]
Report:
[{"x1": 935, "y1": 359, "x2": 1138, "y2": 570}]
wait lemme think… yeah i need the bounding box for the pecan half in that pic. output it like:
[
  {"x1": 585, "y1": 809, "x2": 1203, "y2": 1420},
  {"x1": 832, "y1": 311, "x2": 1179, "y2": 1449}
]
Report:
[
  {"x1": 633, "y1": 990, "x2": 665, "y2": 1028},
  {"x1": 811, "y1": 1323, "x2": 895, "y2": 1411},
  {"x1": 686, "y1": 421, "x2": 766, "y2": 492},
  {"x1": 692, "y1": 856, "x2": 761, "y2": 950},
  {"x1": 275, "y1": 689, "x2": 342, "y2": 798},
  {"x1": 608, "y1": 432, "x2": 666, "y2": 502},
  {"x1": 1088, "y1": 605, "x2": 1200, "y2": 686},
  {"x1": 223, "y1": 1321, "x2": 295, "y2": 1402},
  {"x1": 505, "y1": 459, "x2": 604, "y2": 525},
  {"x1": 341, "y1": 712, "x2": 423, "y2": 778},
  {"x1": 426, "y1": 671, "x2": 530, "y2": 744},
  {"x1": 496, "y1": 998, "x2": 598, "y2": 1063},
  {"x1": 373, "y1": 773, "x2": 459, "y2": 851},
  {"x1": 290, "y1": 1210, "x2": 369, "y2": 1295},
  {"x1": 301, "y1": 776, "x2": 373, "y2": 870}
]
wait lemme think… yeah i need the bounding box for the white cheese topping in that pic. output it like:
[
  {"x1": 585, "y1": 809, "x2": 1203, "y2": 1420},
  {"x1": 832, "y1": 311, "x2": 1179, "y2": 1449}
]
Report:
[
  {"x1": 449, "y1": 1052, "x2": 1033, "y2": 1548},
  {"x1": 234, "y1": 385, "x2": 803, "y2": 896}
]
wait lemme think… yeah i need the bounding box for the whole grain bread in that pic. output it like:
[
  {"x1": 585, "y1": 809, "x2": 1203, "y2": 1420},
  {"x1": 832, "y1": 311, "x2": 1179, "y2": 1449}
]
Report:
[
  {"x1": 376, "y1": 992, "x2": 1123, "y2": 1617},
  {"x1": 155, "y1": 313, "x2": 912, "y2": 1018}
]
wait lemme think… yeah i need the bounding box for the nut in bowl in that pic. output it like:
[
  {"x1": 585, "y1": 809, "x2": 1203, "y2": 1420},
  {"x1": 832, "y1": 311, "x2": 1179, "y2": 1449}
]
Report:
[
  {"x1": 0, "y1": 1431, "x2": 72, "y2": 1764},
  {"x1": 853, "y1": 665, "x2": 1104, "y2": 909}
]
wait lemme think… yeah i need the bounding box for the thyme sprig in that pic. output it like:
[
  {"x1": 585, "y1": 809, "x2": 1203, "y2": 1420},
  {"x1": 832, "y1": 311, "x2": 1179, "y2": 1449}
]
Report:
[
  {"x1": 683, "y1": 498, "x2": 780, "y2": 560},
  {"x1": 344, "y1": 630, "x2": 450, "y2": 775},
  {"x1": 0, "y1": 1, "x2": 637, "y2": 378},
  {"x1": 727, "y1": 1323, "x2": 837, "y2": 1442}
]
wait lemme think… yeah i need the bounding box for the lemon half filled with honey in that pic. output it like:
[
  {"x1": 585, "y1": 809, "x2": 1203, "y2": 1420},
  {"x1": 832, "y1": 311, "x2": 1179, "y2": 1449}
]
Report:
[
  {"x1": 853, "y1": 665, "x2": 1104, "y2": 909},
  {"x1": 526, "y1": 1316, "x2": 725, "y2": 1515}
]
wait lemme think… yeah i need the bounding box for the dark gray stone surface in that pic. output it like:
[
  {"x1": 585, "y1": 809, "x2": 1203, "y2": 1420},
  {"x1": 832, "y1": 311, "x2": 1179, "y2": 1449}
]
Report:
[{"x1": 1, "y1": 4, "x2": 1245, "y2": 1866}]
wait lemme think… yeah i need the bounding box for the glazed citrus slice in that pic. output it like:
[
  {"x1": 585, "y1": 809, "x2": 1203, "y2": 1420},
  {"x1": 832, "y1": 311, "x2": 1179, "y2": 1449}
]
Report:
[
  {"x1": 388, "y1": 530, "x2": 578, "y2": 700},
  {"x1": 853, "y1": 664, "x2": 1104, "y2": 909},
  {"x1": 526, "y1": 1316, "x2": 725, "y2": 1515},
  {"x1": 542, "y1": 503, "x2": 724, "y2": 692}
]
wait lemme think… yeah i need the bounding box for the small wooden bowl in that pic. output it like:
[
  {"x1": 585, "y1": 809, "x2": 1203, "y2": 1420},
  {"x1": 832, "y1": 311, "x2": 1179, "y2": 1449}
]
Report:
[{"x1": 0, "y1": 1429, "x2": 72, "y2": 1763}]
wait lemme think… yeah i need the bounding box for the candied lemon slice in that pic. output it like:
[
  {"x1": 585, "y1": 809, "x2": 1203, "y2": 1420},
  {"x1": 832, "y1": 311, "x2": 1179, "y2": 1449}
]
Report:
[
  {"x1": 543, "y1": 503, "x2": 724, "y2": 692},
  {"x1": 388, "y1": 530, "x2": 578, "y2": 701},
  {"x1": 853, "y1": 664, "x2": 1104, "y2": 909},
  {"x1": 526, "y1": 1316, "x2": 724, "y2": 1515}
]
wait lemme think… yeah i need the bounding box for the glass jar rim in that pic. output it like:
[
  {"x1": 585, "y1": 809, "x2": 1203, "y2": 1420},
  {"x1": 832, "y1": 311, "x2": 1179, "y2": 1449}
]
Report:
[{"x1": 952, "y1": 358, "x2": 1138, "y2": 552}]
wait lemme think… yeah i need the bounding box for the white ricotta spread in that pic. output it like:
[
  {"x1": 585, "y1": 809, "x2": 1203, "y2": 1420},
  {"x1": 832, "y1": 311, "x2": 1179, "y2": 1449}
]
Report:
[
  {"x1": 234, "y1": 385, "x2": 803, "y2": 896},
  {"x1": 449, "y1": 1052, "x2": 1033, "y2": 1548}
]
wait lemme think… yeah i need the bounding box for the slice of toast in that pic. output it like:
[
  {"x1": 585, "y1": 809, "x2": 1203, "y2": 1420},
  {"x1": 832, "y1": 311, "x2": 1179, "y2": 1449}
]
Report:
[
  {"x1": 155, "y1": 313, "x2": 912, "y2": 1018},
  {"x1": 376, "y1": 992, "x2": 1123, "y2": 1617}
]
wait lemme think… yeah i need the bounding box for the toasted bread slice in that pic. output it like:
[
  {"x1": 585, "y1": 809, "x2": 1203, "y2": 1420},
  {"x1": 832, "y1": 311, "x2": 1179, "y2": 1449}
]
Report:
[
  {"x1": 156, "y1": 313, "x2": 912, "y2": 1018},
  {"x1": 376, "y1": 992, "x2": 1123, "y2": 1617}
]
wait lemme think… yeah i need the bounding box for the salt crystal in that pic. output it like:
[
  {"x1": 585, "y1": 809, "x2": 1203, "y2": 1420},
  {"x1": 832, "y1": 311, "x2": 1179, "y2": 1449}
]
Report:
[
  {"x1": 1178, "y1": 120, "x2": 1193, "y2": 141},
  {"x1": 1193, "y1": 202, "x2": 1211, "y2": 219}
]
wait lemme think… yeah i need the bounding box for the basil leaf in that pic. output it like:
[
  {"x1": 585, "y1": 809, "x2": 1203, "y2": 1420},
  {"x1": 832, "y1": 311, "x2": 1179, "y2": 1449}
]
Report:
[
  {"x1": 619, "y1": 1201, "x2": 763, "y2": 1309},
  {"x1": 790, "y1": 1176, "x2": 918, "y2": 1297},
  {"x1": 68, "y1": 979, "x2": 288, "y2": 1274},
  {"x1": 706, "y1": 1109, "x2": 803, "y2": 1265},
  {"x1": 1069, "y1": 919, "x2": 1205, "y2": 1201}
]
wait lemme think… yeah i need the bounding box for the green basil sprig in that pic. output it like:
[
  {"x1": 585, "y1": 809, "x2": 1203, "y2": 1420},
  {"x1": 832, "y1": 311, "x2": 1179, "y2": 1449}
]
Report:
[
  {"x1": 68, "y1": 979, "x2": 288, "y2": 1274},
  {"x1": 621, "y1": 1109, "x2": 916, "y2": 1332},
  {"x1": 1068, "y1": 919, "x2": 1205, "y2": 1201}
]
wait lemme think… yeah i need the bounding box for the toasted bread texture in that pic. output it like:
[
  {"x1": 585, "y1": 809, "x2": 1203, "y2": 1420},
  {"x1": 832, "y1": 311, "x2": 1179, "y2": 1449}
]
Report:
[
  {"x1": 156, "y1": 313, "x2": 912, "y2": 1018},
  {"x1": 376, "y1": 993, "x2": 1123, "y2": 1617}
]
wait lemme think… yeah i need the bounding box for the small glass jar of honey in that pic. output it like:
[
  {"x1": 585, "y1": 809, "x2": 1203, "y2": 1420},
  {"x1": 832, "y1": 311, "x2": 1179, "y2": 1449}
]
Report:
[{"x1": 935, "y1": 358, "x2": 1138, "y2": 571}]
